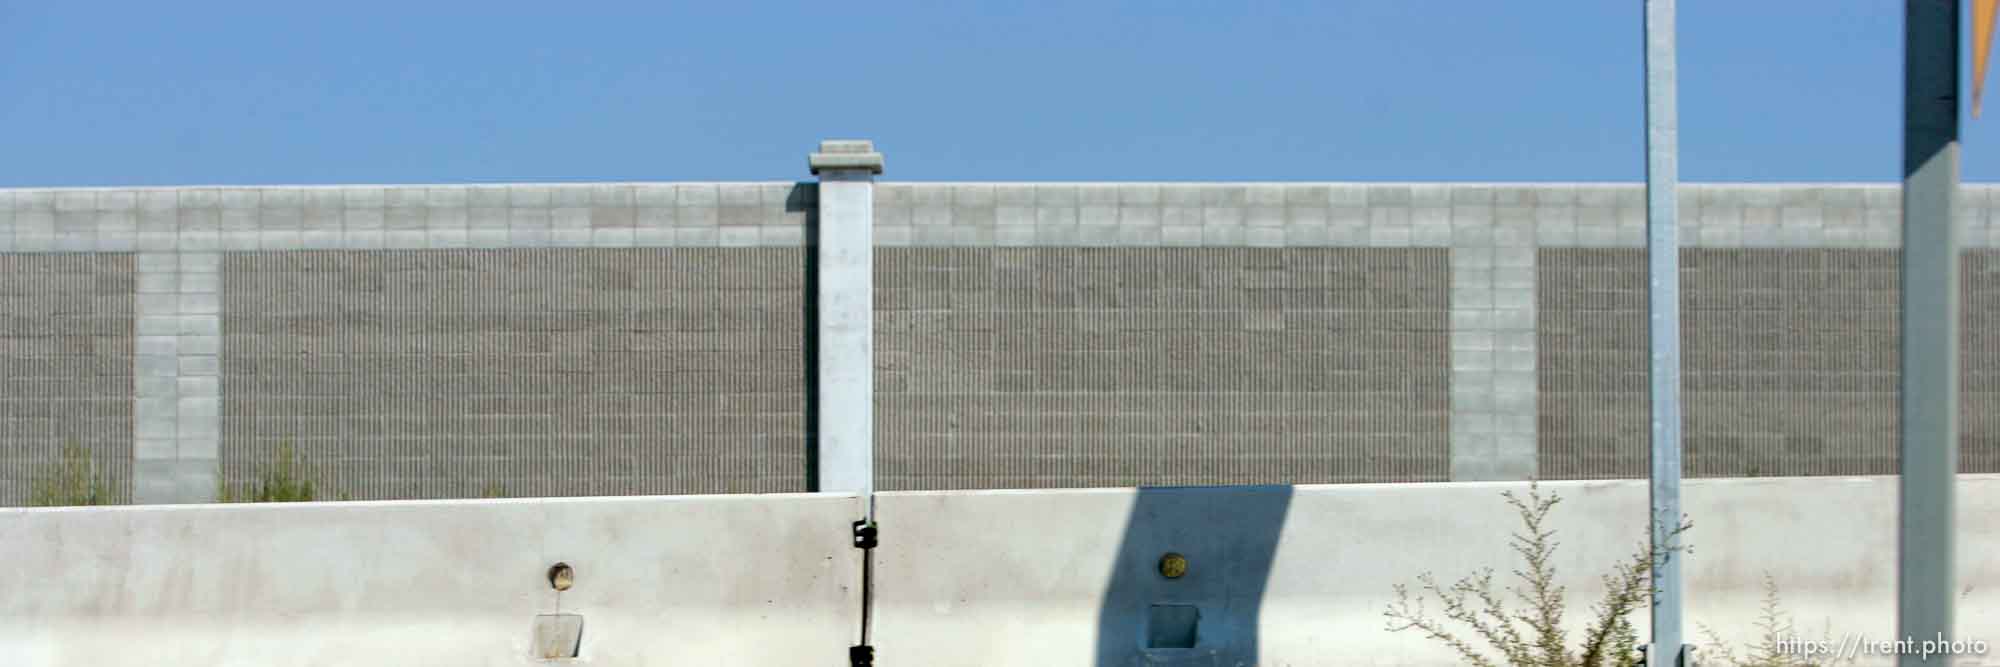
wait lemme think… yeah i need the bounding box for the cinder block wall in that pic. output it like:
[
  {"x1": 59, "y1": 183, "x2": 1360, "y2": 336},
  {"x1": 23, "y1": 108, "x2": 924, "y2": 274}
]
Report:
[
  {"x1": 218, "y1": 248, "x2": 807, "y2": 499},
  {"x1": 0, "y1": 182, "x2": 1996, "y2": 503},
  {"x1": 0, "y1": 254, "x2": 134, "y2": 504},
  {"x1": 873, "y1": 246, "x2": 1450, "y2": 490},
  {"x1": 867, "y1": 183, "x2": 1457, "y2": 489},
  {"x1": 1541, "y1": 248, "x2": 2000, "y2": 478},
  {"x1": 0, "y1": 184, "x2": 817, "y2": 503}
]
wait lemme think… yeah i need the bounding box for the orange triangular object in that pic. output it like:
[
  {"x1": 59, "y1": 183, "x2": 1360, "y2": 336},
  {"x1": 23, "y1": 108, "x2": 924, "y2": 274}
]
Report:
[{"x1": 1978, "y1": 0, "x2": 2000, "y2": 117}]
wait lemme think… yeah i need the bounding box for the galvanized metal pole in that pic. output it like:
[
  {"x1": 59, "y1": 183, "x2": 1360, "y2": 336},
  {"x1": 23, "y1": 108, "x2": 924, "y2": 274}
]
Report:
[
  {"x1": 1900, "y1": 2, "x2": 1959, "y2": 663},
  {"x1": 1643, "y1": 0, "x2": 1687, "y2": 664}
]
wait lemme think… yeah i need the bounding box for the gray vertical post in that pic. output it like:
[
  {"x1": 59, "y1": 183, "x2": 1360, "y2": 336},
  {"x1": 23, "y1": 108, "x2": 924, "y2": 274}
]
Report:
[
  {"x1": 809, "y1": 140, "x2": 884, "y2": 514},
  {"x1": 1643, "y1": 0, "x2": 1687, "y2": 663},
  {"x1": 1901, "y1": 1, "x2": 1959, "y2": 662}
]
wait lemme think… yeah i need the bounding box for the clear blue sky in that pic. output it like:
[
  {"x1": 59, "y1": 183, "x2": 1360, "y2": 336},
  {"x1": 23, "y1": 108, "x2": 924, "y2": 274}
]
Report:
[{"x1": 2, "y1": 1, "x2": 1996, "y2": 186}]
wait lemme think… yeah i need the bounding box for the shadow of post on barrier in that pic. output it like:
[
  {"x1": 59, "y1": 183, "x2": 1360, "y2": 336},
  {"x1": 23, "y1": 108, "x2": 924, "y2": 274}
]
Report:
[{"x1": 1094, "y1": 484, "x2": 1294, "y2": 666}]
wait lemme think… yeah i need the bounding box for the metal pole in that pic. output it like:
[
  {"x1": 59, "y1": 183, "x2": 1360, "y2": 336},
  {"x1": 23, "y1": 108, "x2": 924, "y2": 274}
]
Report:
[
  {"x1": 1900, "y1": 2, "x2": 1959, "y2": 663},
  {"x1": 1643, "y1": 0, "x2": 1686, "y2": 663}
]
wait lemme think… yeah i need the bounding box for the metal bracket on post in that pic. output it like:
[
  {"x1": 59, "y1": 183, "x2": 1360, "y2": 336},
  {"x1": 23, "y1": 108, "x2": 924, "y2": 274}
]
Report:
[
  {"x1": 852, "y1": 519, "x2": 879, "y2": 550},
  {"x1": 850, "y1": 519, "x2": 878, "y2": 666},
  {"x1": 1638, "y1": 644, "x2": 1695, "y2": 667}
]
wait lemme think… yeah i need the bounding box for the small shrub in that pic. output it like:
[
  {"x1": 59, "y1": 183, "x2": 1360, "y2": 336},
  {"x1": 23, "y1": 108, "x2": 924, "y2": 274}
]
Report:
[
  {"x1": 1383, "y1": 483, "x2": 1692, "y2": 667},
  {"x1": 479, "y1": 481, "x2": 509, "y2": 499},
  {"x1": 219, "y1": 441, "x2": 339, "y2": 503},
  {"x1": 1699, "y1": 574, "x2": 1853, "y2": 667},
  {"x1": 29, "y1": 441, "x2": 113, "y2": 507}
]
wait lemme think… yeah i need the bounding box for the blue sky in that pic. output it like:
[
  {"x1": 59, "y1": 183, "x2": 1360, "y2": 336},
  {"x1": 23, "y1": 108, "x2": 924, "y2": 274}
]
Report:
[{"x1": 0, "y1": 1, "x2": 1993, "y2": 186}]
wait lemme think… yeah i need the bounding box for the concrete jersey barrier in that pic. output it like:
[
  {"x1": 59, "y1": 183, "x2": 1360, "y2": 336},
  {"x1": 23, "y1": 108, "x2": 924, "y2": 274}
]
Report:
[
  {"x1": 5, "y1": 477, "x2": 1998, "y2": 665},
  {"x1": 871, "y1": 476, "x2": 2000, "y2": 666},
  {"x1": 0, "y1": 492, "x2": 865, "y2": 667}
]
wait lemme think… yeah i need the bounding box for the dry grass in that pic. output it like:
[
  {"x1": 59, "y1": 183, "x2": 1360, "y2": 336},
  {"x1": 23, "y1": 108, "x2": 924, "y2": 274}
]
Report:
[
  {"x1": 218, "y1": 441, "x2": 345, "y2": 503},
  {"x1": 29, "y1": 441, "x2": 114, "y2": 507}
]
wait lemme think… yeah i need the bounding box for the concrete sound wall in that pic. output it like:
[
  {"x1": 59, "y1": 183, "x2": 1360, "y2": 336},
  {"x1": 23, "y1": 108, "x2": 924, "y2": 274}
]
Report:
[
  {"x1": 219, "y1": 247, "x2": 809, "y2": 499},
  {"x1": 3, "y1": 178, "x2": 2000, "y2": 504},
  {"x1": 0, "y1": 491, "x2": 864, "y2": 666},
  {"x1": 873, "y1": 246, "x2": 1451, "y2": 490},
  {"x1": 1539, "y1": 248, "x2": 2000, "y2": 478},
  {"x1": 0, "y1": 183, "x2": 818, "y2": 504},
  {"x1": 0, "y1": 253, "x2": 135, "y2": 503}
]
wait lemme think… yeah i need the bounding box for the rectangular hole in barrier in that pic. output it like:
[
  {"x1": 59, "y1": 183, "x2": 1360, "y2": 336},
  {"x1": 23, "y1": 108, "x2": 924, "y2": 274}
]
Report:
[
  {"x1": 1147, "y1": 604, "x2": 1200, "y2": 649},
  {"x1": 533, "y1": 613, "x2": 584, "y2": 661}
]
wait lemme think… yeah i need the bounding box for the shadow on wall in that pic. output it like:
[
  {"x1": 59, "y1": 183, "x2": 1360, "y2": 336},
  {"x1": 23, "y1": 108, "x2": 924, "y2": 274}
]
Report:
[
  {"x1": 791, "y1": 181, "x2": 821, "y2": 490},
  {"x1": 1094, "y1": 485, "x2": 1293, "y2": 666}
]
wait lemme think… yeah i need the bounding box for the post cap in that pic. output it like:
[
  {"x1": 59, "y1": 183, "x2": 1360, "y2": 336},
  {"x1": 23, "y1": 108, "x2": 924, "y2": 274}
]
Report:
[{"x1": 810, "y1": 139, "x2": 884, "y2": 175}]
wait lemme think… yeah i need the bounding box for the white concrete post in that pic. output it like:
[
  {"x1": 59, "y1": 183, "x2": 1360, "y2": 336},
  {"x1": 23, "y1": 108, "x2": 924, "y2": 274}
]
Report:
[{"x1": 809, "y1": 140, "x2": 883, "y2": 512}]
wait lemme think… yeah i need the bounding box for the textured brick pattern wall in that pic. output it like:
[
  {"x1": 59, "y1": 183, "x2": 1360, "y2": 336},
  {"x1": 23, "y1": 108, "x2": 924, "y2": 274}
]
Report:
[
  {"x1": 11, "y1": 183, "x2": 2000, "y2": 502},
  {"x1": 220, "y1": 248, "x2": 806, "y2": 499},
  {"x1": 1539, "y1": 248, "x2": 1999, "y2": 478},
  {"x1": 1967, "y1": 251, "x2": 2000, "y2": 473},
  {"x1": 874, "y1": 247, "x2": 1451, "y2": 490},
  {"x1": 0, "y1": 253, "x2": 134, "y2": 505}
]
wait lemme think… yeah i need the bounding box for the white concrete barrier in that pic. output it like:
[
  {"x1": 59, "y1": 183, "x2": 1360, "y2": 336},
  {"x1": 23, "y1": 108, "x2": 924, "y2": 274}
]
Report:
[
  {"x1": 8, "y1": 478, "x2": 1998, "y2": 665},
  {"x1": 872, "y1": 476, "x2": 2000, "y2": 666},
  {"x1": 0, "y1": 492, "x2": 864, "y2": 666}
]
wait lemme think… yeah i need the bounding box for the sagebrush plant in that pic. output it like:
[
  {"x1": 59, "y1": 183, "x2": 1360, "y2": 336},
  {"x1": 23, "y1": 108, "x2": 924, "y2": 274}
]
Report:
[
  {"x1": 29, "y1": 440, "x2": 114, "y2": 507},
  {"x1": 1383, "y1": 483, "x2": 1692, "y2": 667},
  {"x1": 1698, "y1": 573, "x2": 1853, "y2": 667},
  {"x1": 218, "y1": 441, "x2": 344, "y2": 502}
]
